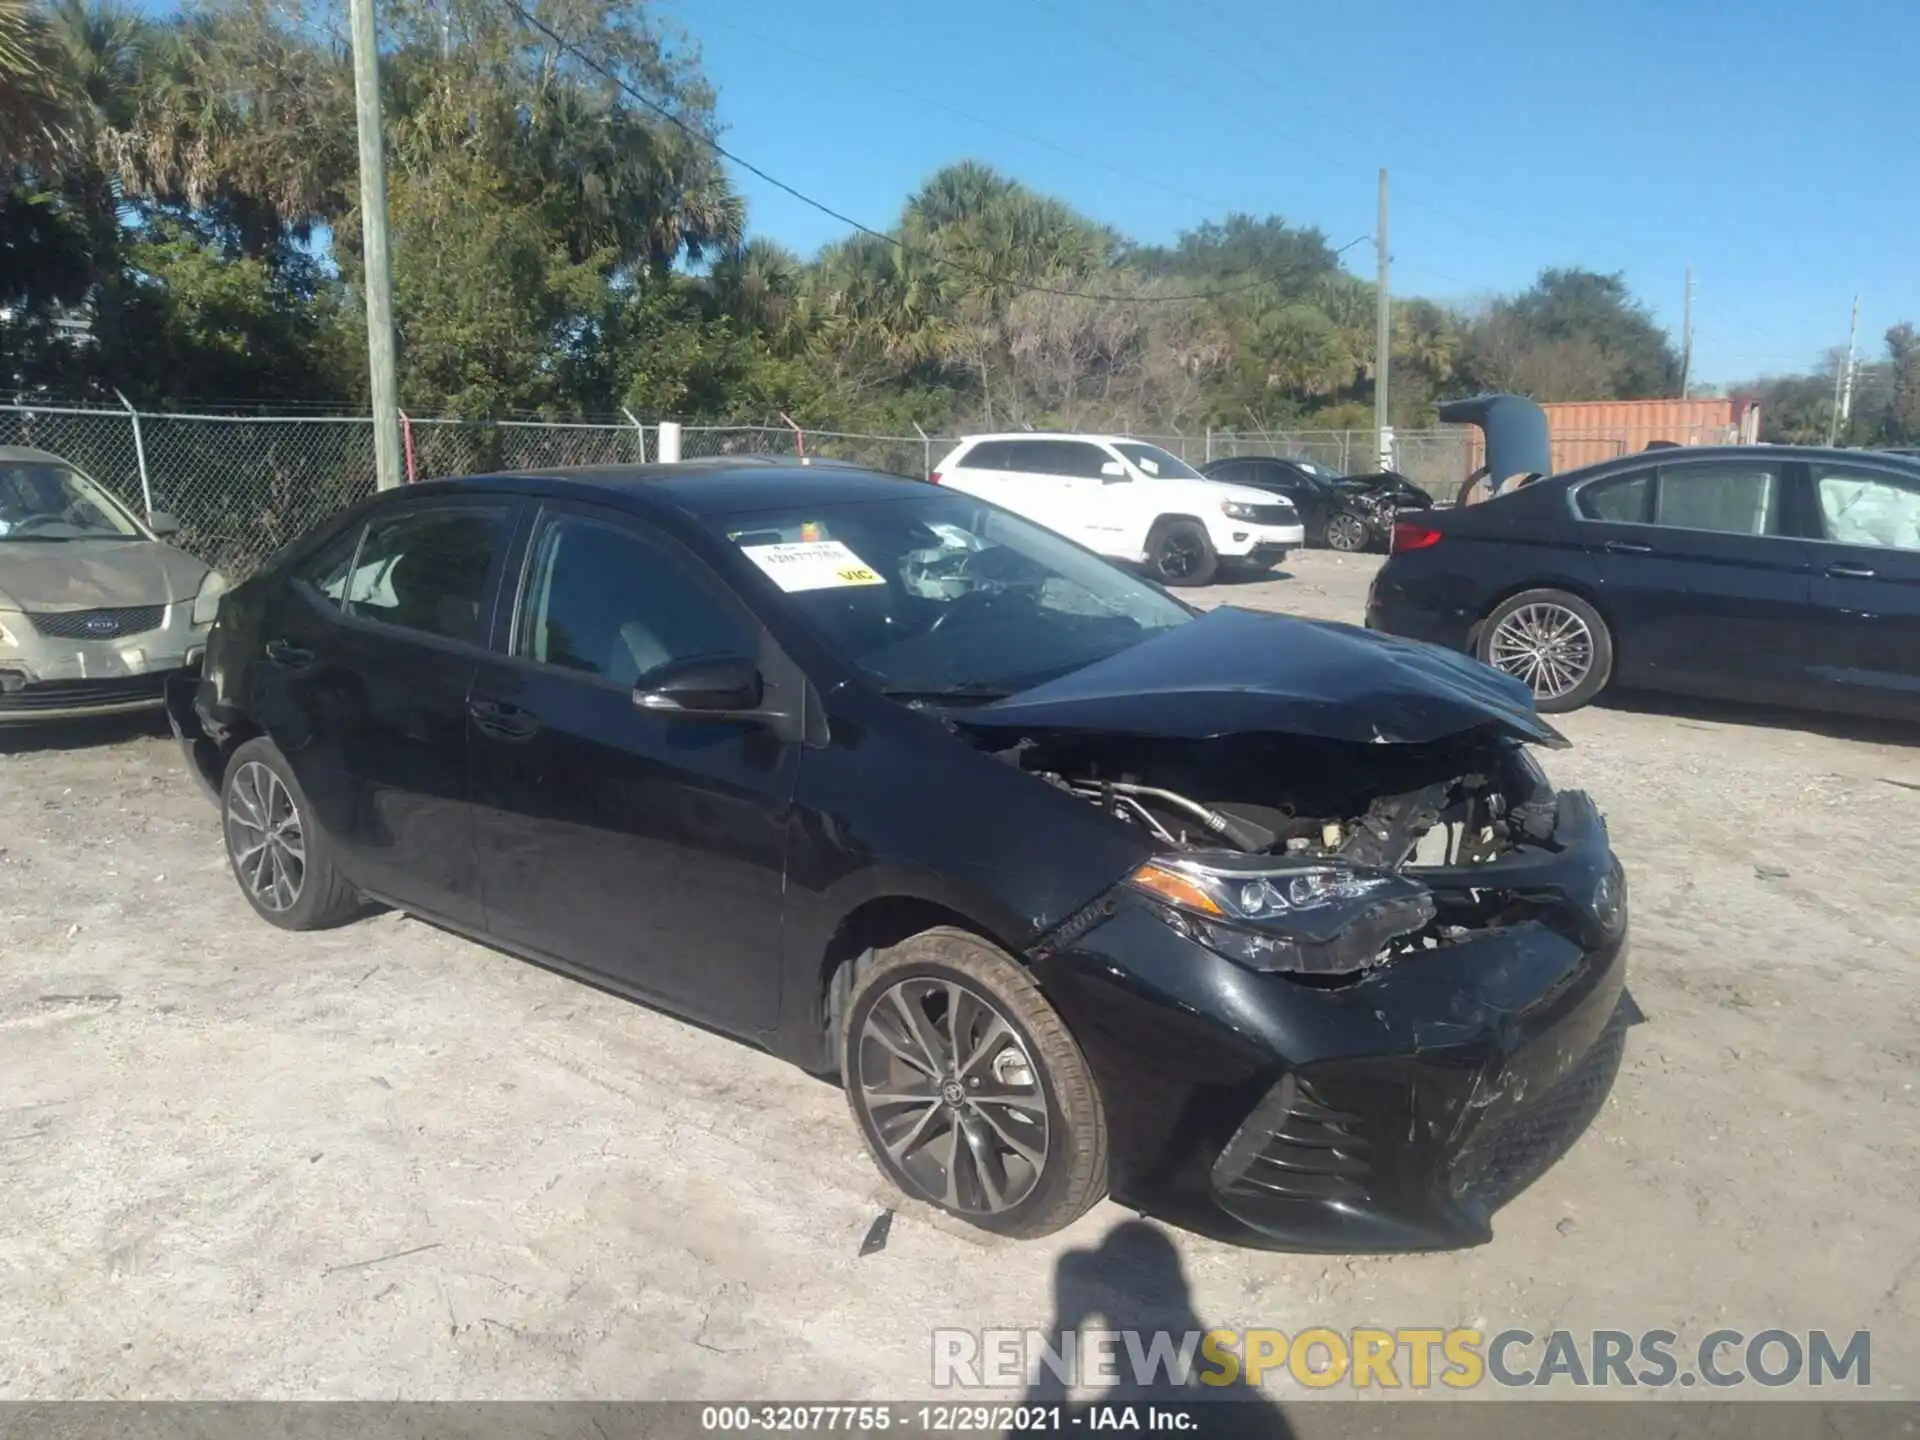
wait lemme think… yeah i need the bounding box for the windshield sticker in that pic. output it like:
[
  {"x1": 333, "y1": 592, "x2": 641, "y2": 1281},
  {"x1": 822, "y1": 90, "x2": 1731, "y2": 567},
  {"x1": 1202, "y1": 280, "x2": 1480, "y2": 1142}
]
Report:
[{"x1": 742, "y1": 539, "x2": 886, "y2": 592}]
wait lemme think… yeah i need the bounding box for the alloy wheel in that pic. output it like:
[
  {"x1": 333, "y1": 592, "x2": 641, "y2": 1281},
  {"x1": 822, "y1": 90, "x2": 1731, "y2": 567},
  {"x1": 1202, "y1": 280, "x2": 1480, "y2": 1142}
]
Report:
[
  {"x1": 225, "y1": 760, "x2": 306, "y2": 912},
  {"x1": 1487, "y1": 602, "x2": 1596, "y2": 701},
  {"x1": 1326, "y1": 513, "x2": 1369, "y2": 551},
  {"x1": 1157, "y1": 531, "x2": 1203, "y2": 579},
  {"x1": 853, "y1": 977, "x2": 1050, "y2": 1215}
]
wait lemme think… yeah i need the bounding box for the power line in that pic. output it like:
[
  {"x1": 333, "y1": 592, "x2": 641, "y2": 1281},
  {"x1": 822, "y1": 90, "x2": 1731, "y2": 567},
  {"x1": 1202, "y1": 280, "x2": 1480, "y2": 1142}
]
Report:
[{"x1": 500, "y1": 0, "x2": 1287, "y2": 305}]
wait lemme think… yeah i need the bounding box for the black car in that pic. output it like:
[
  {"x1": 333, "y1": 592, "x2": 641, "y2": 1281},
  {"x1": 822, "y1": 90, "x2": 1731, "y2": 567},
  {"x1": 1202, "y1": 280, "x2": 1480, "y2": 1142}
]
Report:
[
  {"x1": 168, "y1": 461, "x2": 1631, "y2": 1252},
  {"x1": 1200, "y1": 456, "x2": 1432, "y2": 552},
  {"x1": 1366, "y1": 445, "x2": 1920, "y2": 719}
]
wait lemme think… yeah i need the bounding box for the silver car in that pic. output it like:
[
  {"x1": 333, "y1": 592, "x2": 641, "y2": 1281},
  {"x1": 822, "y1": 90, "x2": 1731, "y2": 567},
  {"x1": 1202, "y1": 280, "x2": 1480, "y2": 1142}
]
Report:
[{"x1": 0, "y1": 446, "x2": 226, "y2": 723}]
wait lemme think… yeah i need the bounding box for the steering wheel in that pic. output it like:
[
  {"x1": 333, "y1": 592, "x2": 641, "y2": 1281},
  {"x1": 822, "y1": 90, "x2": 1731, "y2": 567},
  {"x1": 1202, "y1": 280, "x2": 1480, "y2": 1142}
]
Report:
[
  {"x1": 926, "y1": 585, "x2": 1005, "y2": 636},
  {"x1": 924, "y1": 546, "x2": 1048, "y2": 636}
]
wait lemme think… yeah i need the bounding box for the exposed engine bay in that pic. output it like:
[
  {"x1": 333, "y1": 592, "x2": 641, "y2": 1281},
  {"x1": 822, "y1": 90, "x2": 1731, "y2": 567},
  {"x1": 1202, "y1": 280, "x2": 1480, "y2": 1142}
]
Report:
[
  {"x1": 992, "y1": 729, "x2": 1559, "y2": 869},
  {"x1": 985, "y1": 727, "x2": 1574, "y2": 980}
]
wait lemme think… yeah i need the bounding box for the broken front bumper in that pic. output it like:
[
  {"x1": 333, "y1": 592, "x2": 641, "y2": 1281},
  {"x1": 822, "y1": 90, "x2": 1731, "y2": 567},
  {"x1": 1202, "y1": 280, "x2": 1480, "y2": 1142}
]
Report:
[{"x1": 1030, "y1": 790, "x2": 1631, "y2": 1253}]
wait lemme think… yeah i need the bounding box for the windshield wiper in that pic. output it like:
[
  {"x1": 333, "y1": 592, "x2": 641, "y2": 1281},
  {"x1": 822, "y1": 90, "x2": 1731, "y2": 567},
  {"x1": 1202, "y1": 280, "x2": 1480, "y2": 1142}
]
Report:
[{"x1": 0, "y1": 534, "x2": 74, "y2": 542}]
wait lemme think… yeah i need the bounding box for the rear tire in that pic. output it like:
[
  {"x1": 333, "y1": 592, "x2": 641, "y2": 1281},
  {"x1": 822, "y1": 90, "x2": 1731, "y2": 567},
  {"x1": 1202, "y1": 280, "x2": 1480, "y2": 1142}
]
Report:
[
  {"x1": 1475, "y1": 588, "x2": 1614, "y2": 713},
  {"x1": 221, "y1": 736, "x2": 363, "y2": 930},
  {"x1": 842, "y1": 927, "x2": 1108, "y2": 1239},
  {"x1": 1145, "y1": 518, "x2": 1218, "y2": 587},
  {"x1": 1325, "y1": 511, "x2": 1371, "y2": 552}
]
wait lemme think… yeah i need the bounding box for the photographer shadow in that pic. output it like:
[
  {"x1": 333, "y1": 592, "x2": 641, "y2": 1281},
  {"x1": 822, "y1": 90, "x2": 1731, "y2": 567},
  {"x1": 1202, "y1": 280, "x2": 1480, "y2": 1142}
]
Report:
[{"x1": 1018, "y1": 1219, "x2": 1294, "y2": 1438}]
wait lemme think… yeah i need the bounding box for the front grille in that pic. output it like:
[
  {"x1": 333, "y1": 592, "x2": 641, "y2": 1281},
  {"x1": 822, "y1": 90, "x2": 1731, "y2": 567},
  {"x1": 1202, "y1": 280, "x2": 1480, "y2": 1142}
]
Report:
[
  {"x1": 0, "y1": 673, "x2": 168, "y2": 712},
  {"x1": 1212, "y1": 1075, "x2": 1373, "y2": 1202},
  {"x1": 27, "y1": 605, "x2": 167, "y2": 640},
  {"x1": 1450, "y1": 1013, "x2": 1627, "y2": 1211}
]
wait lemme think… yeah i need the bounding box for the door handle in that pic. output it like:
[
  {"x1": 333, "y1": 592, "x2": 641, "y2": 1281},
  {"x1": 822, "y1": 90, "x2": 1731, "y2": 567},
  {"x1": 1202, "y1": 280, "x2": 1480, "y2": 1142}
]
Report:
[
  {"x1": 263, "y1": 639, "x2": 314, "y2": 669},
  {"x1": 1604, "y1": 541, "x2": 1653, "y2": 555},
  {"x1": 468, "y1": 697, "x2": 540, "y2": 740},
  {"x1": 1825, "y1": 562, "x2": 1878, "y2": 579}
]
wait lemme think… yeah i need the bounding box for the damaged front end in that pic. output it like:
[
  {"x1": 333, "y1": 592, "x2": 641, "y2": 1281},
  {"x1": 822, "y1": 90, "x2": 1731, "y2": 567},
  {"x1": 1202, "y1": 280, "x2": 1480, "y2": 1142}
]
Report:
[
  {"x1": 949, "y1": 609, "x2": 1632, "y2": 1251},
  {"x1": 991, "y1": 724, "x2": 1591, "y2": 985}
]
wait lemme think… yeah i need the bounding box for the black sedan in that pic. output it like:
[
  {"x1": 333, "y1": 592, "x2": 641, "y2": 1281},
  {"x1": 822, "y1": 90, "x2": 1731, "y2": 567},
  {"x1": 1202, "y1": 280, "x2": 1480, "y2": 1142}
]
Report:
[
  {"x1": 1366, "y1": 445, "x2": 1920, "y2": 718},
  {"x1": 169, "y1": 461, "x2": 1630, "y2": 1252},
  {"x1": 1200, "y1": 455, "x2": 1432, "y2": 552}
]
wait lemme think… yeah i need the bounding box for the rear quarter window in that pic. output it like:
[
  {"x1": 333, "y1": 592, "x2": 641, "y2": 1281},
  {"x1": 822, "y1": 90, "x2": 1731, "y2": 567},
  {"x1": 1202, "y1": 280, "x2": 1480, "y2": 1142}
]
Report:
[
  {"x1": 1576, "y1": 471, "x2": 1654, "y2": 523},
  {"x1": 957, "y1": 441, "x2": 1017, "y2": 471}
]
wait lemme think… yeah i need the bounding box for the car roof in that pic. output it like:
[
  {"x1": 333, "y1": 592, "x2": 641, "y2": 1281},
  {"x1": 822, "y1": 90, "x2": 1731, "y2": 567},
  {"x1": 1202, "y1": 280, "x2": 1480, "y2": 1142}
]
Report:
[
  {"x1": 1550, "y1": 443, "x2": 1920, "y2": 485},
  {"x1": 0, "y1": 445, "x2": 72, "y2": 465},
  {"x1": 952, "y1": 433, "x2": 1142, "y2": 445},
  {"x1": 418, "y1": 457, "x2": 929, "y2": 518},
  {"x1": 1203, "y1": 454, "x2": 1328, "y2": 468}
]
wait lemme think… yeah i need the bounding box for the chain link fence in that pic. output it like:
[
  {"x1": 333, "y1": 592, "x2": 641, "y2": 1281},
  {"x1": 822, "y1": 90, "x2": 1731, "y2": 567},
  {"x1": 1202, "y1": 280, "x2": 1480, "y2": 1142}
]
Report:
[
  {"x1": 404, "y1": 416, "x2": 646, "y2": 480},
  {"x1": 2, "y1": 402, "x2": 1752, "y2": 579},
  {"x1": 1, "y1": 404, "x2": 378, "y2": 581}
]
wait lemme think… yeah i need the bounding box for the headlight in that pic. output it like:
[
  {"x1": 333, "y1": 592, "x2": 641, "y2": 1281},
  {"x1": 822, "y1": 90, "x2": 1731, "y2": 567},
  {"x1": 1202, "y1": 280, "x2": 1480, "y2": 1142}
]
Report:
[
  {"x1": 1128, "y1": 854, "x2": 1436, "y2": 976},
  {"x1": 0, "y1": 616, "x2": 17, "y2": 648},
  {"x1": 191, "y1": 570, "x2": 230, "y2": 627},
  {"x1": 1221, "y1": 500, "x2": 1286, "y2": 521}
]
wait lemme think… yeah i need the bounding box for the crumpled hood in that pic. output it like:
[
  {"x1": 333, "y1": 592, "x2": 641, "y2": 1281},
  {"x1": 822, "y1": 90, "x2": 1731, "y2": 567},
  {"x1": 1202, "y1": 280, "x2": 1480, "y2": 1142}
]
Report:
[
  {"x1": 0, "y1": 540, "x2": 210, "y2": 613},
  {"x1": 954, "y1": 605, "x2": 1568, "y2": 748}
]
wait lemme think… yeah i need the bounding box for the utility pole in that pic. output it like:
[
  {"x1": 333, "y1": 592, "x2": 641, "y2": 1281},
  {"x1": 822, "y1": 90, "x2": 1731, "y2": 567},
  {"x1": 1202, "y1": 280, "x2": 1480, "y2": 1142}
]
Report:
[
  {"x1": 1838, "y1": 294, "x2": 1860, "y2": 436},
  {"x1": 1828, "y1": 294, "x2": 1859, "y2": 446},
  {"x1": 1679, "y1": 265, "x2": 1693, "y2": 399},
  {"x1": 1374, "y1": 167, "x2": 1390, "y2": 469},
  {"x1": 348, "y1": 0, "x2": 403, "y2": 490}
]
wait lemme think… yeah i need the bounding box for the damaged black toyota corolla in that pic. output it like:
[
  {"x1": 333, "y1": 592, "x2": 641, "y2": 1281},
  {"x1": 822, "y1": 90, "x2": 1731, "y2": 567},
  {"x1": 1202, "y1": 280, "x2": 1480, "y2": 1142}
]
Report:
[{"x1": 170, "y1": 461, "x2": 1632, "y2": 1252}]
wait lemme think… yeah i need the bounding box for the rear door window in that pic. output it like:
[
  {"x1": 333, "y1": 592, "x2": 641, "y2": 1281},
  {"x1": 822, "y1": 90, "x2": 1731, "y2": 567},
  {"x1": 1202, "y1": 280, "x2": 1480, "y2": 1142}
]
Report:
[
  {"x1": 1654, "y1": 463, "x2": 1783, "y2": 536},
  {"x1": 958, "y1": 441, "x2": 1018, "y2": 472},
  {"x1": 345, "y1": 503, "x2": 513, "y2": 644},
  {"x1": 1007, "y1": 440, "x2": 1112, "y2": 478}
]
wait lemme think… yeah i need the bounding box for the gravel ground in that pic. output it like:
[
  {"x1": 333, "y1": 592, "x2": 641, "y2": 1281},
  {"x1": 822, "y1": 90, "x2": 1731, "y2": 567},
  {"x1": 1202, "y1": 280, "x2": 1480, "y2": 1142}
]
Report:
[{"x1": 2, "y1": 549, "x2": 1916, "y2": 1403}]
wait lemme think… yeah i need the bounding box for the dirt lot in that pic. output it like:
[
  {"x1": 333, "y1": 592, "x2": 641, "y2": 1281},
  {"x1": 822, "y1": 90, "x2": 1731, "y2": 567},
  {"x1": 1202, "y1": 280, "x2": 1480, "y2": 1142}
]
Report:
[{"x1": 3, "y1": 549, "x2": 1917, "y2": 1404}]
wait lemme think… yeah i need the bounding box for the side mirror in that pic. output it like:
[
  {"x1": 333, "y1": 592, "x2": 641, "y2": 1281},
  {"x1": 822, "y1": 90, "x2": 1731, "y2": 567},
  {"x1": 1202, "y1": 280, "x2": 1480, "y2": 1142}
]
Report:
[
  {"x1": 148, "y1": 511, "x2": 181, "y2": 537},
  {"x1": 634, "y1": 654, "x2": 764, "y2": 717},
  {"x1": 1099, "y1": 460, "x2": 1128, "y2": 482}
]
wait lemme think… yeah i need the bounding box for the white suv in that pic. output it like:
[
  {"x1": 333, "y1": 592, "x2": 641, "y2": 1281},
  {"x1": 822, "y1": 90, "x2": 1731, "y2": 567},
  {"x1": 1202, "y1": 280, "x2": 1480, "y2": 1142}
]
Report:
[{"x1": 930, "y1": 433, "x2": 1304, "y2": 586}]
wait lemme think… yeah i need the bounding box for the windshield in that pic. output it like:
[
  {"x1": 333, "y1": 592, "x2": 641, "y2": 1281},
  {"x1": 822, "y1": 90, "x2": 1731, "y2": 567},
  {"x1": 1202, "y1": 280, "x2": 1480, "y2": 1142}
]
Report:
[
  {"x1": 0, "y1": 462, "x2": 143, "y2": 540},
  {"x1": 712, "y1": 488, "x2": 1191, "y2": 699},
  {"x1": 1112, "y1": 442, "x2": 1205, "y2": 481}
]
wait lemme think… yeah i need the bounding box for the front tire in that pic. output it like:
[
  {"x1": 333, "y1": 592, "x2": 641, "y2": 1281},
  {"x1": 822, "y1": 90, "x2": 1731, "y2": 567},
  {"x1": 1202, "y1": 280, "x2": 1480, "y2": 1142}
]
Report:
[
  {"x1": 1145, "y1": 518, "x2": 1218, "y2": 587},
  {"x1": 842, "y1": 928, "x2": 1108, "y2": 1239},
  {"x1": 221, "y1": 736, "x2": 363, "y2": 930},
  {"x1": 1476, "y1": 588, "x2": 1614, "y2": 713}
]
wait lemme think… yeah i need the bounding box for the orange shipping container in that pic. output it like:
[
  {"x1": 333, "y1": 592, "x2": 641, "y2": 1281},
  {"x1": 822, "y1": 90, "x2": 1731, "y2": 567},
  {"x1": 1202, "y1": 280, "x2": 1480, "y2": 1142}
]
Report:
[{"x1": 1456, "y1": 398, "x2": 1760, "y2": 477}]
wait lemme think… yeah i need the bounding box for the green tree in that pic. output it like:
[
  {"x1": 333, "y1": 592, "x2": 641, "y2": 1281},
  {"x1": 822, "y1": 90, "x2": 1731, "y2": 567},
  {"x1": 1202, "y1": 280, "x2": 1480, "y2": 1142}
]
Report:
[{"x1": 1462, "y1": 268, "x2": 1680, "y2": 401}]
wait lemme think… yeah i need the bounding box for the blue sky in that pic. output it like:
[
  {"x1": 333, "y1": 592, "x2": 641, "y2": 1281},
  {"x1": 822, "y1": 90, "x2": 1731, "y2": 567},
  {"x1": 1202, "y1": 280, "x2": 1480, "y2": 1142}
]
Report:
[{"x1": 669, "y1": 0, "x2": 1920, "y2": 385}]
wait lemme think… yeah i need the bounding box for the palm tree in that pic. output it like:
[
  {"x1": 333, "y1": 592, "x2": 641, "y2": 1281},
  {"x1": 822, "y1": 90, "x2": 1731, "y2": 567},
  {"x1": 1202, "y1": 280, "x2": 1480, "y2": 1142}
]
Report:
[{"x1": 1, "y1": 0, "x2": 80, "y2": 172}]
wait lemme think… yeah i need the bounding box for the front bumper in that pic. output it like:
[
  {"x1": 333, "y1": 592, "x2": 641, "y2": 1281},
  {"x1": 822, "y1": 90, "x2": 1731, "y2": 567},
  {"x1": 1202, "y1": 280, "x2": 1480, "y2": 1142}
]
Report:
[
  {"x1": 1030, "y1": 791, "x2": 1630, "y2": 1252},
  {"x1": 1217, "y1": 522, "x2": 1305, "y2": 558},
  {"x1": 0, "y1": 608, "x2": 210, "y2": 723}
]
